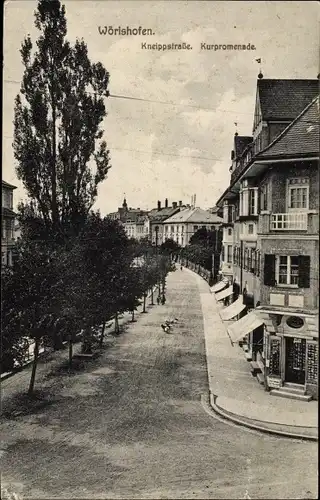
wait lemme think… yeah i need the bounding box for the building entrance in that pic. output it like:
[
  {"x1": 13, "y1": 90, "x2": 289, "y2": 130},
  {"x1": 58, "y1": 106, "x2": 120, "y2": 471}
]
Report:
[{"x1": 285, "y1": 337, "x2": 306, "y2": 384}]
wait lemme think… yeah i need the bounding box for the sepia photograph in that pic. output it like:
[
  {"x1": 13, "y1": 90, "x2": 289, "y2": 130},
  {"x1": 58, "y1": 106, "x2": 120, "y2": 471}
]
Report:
[{"x1": 1, "y1": 1, "x2": 319, "y2": 499}]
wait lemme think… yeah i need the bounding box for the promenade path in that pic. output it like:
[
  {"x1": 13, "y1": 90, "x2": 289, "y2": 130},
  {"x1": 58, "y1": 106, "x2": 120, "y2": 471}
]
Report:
[{"x1": 0, "y1": 269, "x2": 317, "y2": 499}]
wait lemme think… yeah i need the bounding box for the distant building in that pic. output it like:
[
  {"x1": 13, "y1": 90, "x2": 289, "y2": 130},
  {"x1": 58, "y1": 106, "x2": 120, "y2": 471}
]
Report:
[
  {"x1": 148, "y1": 199, "x2": 187, "y2": 246},
  {"x1": 163, "y1": 207, "x2": 223, "y2": 247},
  {"x1": 2, "y1": 180, "x2": 17, "y2": 267}
]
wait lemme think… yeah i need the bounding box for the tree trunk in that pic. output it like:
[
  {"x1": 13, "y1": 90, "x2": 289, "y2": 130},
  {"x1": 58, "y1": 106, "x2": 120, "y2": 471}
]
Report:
[
  {"x1": 151, "y1": 287, "x2": 154, "y2": 305},
  {"x1": 28, "y1": 339, "x2": 40, "y2": 395},
  {"x1": 99, "y1": 321, "x2": 106, "y2": 347},
  {"x1": 131, "y1": 310, "x2": 135, "y2": 322},
  {"x1": 143, "y1": 293, "x2": 147, "y2": 313},
  {"x1": 115, "y1": 312, "x2": 119, "y2": 334},
  {"x1": 68, "y1": 335, "x2": 73, "y2": 370},
  {"x1": 53, "y1": 329, "x2": 64, "y2": 350}
]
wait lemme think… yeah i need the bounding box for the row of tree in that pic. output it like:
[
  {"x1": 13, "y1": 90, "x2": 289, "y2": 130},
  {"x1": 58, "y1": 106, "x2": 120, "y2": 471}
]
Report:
[
  {"x1": 2, "y1": 218, "x2": 174, "y2": 393},
  {"x1": 159, "y1": 227, "x2": 223, "y2": 281}
]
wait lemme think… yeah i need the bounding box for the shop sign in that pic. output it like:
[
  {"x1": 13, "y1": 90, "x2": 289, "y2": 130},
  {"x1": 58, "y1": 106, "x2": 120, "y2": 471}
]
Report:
[{"x1": 267, "y1": 376, "x2": 281, "y2": 389}]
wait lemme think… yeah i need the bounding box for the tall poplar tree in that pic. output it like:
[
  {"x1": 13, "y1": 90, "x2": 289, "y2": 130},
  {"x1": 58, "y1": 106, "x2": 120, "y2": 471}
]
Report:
[{"x1": 13, "y1": 0, "x2": 111, "y2": 239}]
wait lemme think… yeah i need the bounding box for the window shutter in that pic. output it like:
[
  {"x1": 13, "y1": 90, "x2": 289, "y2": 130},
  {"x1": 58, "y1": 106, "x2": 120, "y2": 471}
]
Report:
[
  {"x1": 264, "y1": 254, "x2": 276, "y2": 286},
  {"x1": 298, "y1": 256, "x2": 310, "y2": 288}
]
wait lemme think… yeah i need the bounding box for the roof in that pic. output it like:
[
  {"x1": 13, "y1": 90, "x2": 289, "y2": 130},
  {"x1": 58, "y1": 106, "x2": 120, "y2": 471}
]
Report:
[
  {"x1": 257, "y1": 79, "x2": 319, "y2": 121},
  {"x1": 2, "y1": 180, "x2": 17, "y2": 190},
  {"x1": 164, "y1": 207, "x2": 223, "y2": 224},
  {"x1": 257, "y1": 96, "x2": 319, "y2": 159},
  {"x1": 123, "y1": 210, "x2": 147, "y2": 223},
  {"x1": 149, "y1": 207, "x2": 181, "y2": 222},
  {"x1": 234, "y1": 135, "x2": 252, "y2": 158}
]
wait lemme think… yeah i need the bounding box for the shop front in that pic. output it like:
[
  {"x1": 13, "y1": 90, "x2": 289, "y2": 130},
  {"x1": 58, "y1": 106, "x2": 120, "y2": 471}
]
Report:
[{"x1": 263, "y1": 313, "x2": 318, "y2": 400}]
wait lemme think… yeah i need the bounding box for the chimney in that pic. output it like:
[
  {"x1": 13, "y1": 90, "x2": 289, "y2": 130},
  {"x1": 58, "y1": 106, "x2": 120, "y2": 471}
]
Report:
[
  {"x1": 172, "y1": 201, "x2": 177, "y2": 209},
  {"x1": 179, "y1": 200, "x2": 182, "y2": 207},
  {"x1": 157, "y1": 200, "x2": 161, "y2": 210},
  {"x1": 165, "y1": 198, "x2": 168, "y2": 208}
]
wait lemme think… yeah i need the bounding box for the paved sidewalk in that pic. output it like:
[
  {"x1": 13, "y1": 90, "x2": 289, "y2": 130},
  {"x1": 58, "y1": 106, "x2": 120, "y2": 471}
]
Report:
[{"x1": 187, "y1": 269, "x2": 318, "y2": 440}]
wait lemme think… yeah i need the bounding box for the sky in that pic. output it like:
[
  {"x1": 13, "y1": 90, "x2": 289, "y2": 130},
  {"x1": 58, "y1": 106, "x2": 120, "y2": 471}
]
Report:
[{"x1": 3, "y1": 0, "x2": 319, "y2": 214}]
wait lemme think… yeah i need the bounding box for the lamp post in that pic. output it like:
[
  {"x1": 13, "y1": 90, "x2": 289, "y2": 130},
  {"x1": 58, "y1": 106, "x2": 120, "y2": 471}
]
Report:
[{"x1": 155, "y1": 226, "x2": 161, "y2": 300}]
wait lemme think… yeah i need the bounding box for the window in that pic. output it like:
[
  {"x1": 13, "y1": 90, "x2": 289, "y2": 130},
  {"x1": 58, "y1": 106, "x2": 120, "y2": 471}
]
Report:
[
  {"x1": 193, "y1": 225, "x2": 198, "y2": 232},
  {"x1": 2, "y1": 252, "x2": 6, "y2": 264},
  {"x1": 181, "y1": 226, "x2": 184, "y2": 233},
  {"x1": 228, "y1": 228, "x2": 232, "y2": 236},
  {"x1": 228, "y1": 205, "x2": 234, "y2": 223},
  {"x1": 221, "y1": 246, "x2": 225, "y2": 262},
  {"x1": 248, "y1": 224, "x2": 254, "y2": 235},
  {"x1": 264, "y1": 254, "x2": 310, "y2": 288},
  {"x1": 278, "y1": 256, "x2": 299, "y2": 286},
  {"x1": 288, "y1": 178, "x2": 309, "y2": 210},
  {"x1": 227, "y1": 245, "x2": 232, "y2": 263},
  {"x1": 171, "y1": 226, "x2": 174, "y2": 233},
  {"x1": 260, "y1": 183, "x2": 269, "y2": 211},
  {"x1": 165, "y1": 226, "x2": 168, "y2": 232},
  {"x1": 249, "y1": 189, "x2": 255, "y2": 215}
]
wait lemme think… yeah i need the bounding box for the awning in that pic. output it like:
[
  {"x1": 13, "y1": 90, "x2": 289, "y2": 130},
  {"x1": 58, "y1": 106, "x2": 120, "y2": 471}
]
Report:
[
  {"x1": 215, "y1": 285, "x2": 233, "y2": 301},
  {"x1": 210, "y1": 280, "x2": 227, "y2": 293},
  {"x1": 227, "y1": 311, "x2": 264, "y2": 344},
  {"x1": 220, "y1": 296, "x2": 246, "y2": 321}
]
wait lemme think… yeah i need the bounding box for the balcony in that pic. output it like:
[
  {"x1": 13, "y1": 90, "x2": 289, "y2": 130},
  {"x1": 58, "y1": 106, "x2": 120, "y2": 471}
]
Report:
[
  {"x1": 271, "y1": 213, "x2": 308, "y2": 231},
  {"x1": 258, "y1": 212, "x2": 318, "y2": 235}
]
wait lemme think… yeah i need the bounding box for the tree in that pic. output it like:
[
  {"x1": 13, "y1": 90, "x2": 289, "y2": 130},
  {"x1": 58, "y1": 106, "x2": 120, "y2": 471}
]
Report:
[
  {"x1": 160, "y1": 238, "x2": 180, "y2": 254},
  {"x1": 2, "y1": 240, "x2": 61, "y2": 394},
  {"x1": 13, "y1": 0, "x2": 111, "y2": 241}
]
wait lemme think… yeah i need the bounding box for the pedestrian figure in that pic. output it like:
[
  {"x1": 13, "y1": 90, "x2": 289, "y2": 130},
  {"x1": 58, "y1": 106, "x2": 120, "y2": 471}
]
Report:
[
  {"x1": 180, "y1": 265, "x2": 183, "y2": 271},
  {"x1": 157, "y1": 295, "x2": 160, "y2": 305},
  {"x1": 161, "y1": 295, "x2": 166, "y2": 305},
  {"x1": 161, "y1": 323, "x2": 170, "y2": 333}
]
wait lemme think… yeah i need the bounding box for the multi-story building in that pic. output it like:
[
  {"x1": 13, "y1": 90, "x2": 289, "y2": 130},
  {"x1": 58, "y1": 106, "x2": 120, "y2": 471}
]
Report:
[
  {"x1": 2, "y1": 180, "x2": 17, "y2": 267},
  {"x1": 216, "y1": 77, "x2": 319, "y2": 401},
  {"x1": 163, "y1": 207, "x2": 222, "y2": 247},
  {"x1": 123, "y1": 214, "x2": 149, "y2": 240},
  {"x1": 148, "y1": 199, "x2": 186, "y2": 246},
  {"x1": 107, "y1": 198, "x2": 147, "y2": 223}
]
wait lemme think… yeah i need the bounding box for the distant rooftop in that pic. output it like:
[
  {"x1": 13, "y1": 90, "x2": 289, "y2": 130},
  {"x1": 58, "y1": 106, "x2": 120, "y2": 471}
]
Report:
[{"x1": 164, "y1": 207, "x2": 223, "y2": 224}]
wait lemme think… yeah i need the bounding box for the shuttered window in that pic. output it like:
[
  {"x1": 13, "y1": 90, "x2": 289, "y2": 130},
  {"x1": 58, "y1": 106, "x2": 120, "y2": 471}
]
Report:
[
  {"x1": 264, "y1": 254, "x2": 310, "y2": 289},
  {"x1": 264, "y1": 254, "x2": 276, "y2": 286}
]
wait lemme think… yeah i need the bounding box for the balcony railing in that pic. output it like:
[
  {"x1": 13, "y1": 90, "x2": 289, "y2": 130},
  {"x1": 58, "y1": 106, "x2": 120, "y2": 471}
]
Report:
[{"x1": 270, "y1": 212, "x2": 308, "y2": 231}]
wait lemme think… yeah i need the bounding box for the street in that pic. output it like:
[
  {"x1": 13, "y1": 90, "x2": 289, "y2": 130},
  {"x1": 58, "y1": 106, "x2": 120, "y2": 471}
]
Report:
[{"x1": 0, "y1": 269, "x2": 318, "y2": 500}]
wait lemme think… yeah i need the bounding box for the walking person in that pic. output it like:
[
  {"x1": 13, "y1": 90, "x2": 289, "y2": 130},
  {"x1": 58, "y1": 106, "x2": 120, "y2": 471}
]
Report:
[
  {"x1": 157, "y1": 295, "x2": 160, "y2": 305},
  {"x1": 161, "y1": 295, "x2": 166, "y2": 305}
]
